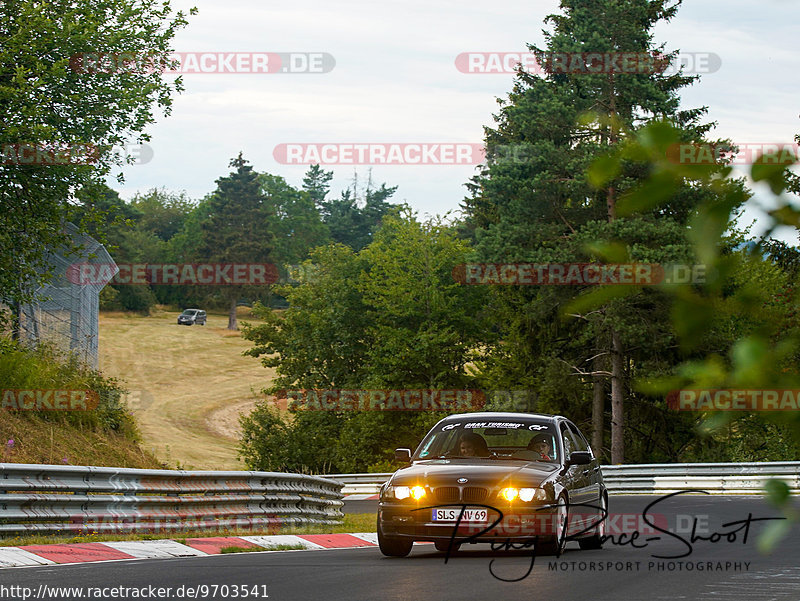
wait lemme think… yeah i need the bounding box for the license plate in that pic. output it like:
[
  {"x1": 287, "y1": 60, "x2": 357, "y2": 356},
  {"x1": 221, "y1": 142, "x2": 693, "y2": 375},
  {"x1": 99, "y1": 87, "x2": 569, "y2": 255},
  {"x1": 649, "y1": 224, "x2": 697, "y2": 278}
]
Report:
[{"x1": 432, "y1": 508, "x2": 488, "y2": 523}]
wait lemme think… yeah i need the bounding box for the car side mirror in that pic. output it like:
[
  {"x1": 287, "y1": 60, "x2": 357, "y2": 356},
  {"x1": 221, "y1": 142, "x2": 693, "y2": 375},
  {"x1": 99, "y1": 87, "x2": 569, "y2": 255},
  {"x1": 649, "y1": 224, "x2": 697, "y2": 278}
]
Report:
[
  {"x1": 394, "y1": 448, "x2": 412, "y2": 462},
  {"x1": 566, "y1": 451, "x2": 592, "y2": 466}
]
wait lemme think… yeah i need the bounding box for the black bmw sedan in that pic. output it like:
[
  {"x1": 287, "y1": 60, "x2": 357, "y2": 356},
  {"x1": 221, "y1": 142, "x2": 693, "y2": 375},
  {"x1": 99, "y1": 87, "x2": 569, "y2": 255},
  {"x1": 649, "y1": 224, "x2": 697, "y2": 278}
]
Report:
[{"x1": 377, "y1": 412, "x2": 607, "y2": 557}]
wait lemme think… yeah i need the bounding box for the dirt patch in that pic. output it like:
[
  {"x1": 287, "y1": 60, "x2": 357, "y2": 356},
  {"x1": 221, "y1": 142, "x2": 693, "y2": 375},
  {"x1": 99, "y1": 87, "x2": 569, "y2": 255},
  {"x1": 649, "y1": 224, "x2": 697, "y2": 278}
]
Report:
[{"x1": 205, "y1": 399, "x2": 258, "y2": 440}]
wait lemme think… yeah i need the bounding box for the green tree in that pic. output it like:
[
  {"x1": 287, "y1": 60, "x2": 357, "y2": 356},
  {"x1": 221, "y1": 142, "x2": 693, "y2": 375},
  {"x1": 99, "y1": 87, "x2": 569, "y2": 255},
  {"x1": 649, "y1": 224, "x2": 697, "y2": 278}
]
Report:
[
  {"x1": 319, "y1": 171, "x2": 399, "y2": 250},
  {"x1": 240, "y1": 211, "x2": 491, "y2": 472},
  {"x1": 129, "y1": 188, "x2": 195, "y2": 241},
  {"x1": 260, "y1": 173, "x2": 329, "y2": 266},
  {"x1": 302, "y1": 164, "x2": 334, "y2": 208},
  {"x1": 198, "y1": 154, "x2": 275, "y2": 329},
  {"x1": 0, "y1": 0, "x2": 194, "y2": 308},
  {"x1": 462, "y1": 0, "x2": 741, "y2": 463},
  {"x1": 69, "y1": 182, "x2": 160, "y2": 312}
]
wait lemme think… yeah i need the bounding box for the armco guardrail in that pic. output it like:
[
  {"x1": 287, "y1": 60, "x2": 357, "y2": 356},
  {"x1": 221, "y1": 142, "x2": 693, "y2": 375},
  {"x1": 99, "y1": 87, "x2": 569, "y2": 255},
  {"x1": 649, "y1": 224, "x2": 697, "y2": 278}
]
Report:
[
  {"x1": 324, "y1": 462, "x2": 800, "y2": 496},
  {"x1": 601, "y1": 462, "x2": 800, "y2": 494},
  {"x1": 0, "y1": 463, "x2": 344, "y2": 535}
]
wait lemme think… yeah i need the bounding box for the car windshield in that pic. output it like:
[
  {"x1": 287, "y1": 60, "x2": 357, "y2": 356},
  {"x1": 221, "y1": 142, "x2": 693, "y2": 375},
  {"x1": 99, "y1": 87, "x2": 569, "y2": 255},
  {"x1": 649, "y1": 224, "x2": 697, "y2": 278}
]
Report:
[
  {"x1": 181, "y1": 310, "x2": 197, "y2": 315},
  {"x1": 414, "y1": 418, "x2": 560, "y2": 463}
]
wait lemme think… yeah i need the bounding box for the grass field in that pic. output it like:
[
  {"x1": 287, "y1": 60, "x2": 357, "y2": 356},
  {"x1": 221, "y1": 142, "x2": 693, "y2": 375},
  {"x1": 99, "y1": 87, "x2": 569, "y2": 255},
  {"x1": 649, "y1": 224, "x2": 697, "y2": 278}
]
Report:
[{"x1": 98, "y1": 308, "x2": 275, "y2": 470}]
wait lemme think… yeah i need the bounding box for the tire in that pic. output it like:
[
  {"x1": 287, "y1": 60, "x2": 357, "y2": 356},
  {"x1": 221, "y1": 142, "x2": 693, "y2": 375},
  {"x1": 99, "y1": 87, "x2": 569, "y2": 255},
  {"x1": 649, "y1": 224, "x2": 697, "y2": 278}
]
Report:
[
  {"x1": 579, "y1": 493, "x2": 607, "y2": 550},
  {"x1": 377, "y1": 517, "x2": 413, "y2": 557},
  {"x1": 537, "y1": 495, "x2": 568, "y2": 555},
  {"x1": 434, "y1": 540, "x2": 460, "y2": 553}
]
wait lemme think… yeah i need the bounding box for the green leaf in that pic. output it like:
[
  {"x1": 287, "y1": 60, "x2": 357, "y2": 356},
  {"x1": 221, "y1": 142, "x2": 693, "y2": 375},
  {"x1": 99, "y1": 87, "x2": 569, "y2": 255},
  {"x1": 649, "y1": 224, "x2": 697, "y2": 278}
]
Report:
[
  {"x1": 562, "y1": 285, "x2": 637, "y2": 317},
  {"x1": 751, "y1": 150, "x2": 797, "y2": 195},
  {"x1": 764, "y1": 479, "x2": 791, "y2": 506},
  {"x1": 583, "y1": 241, "x2": 629, "y2": 262},
  {"x1": 769, "y1": 205, "x2": 800, "y2": 228},
  {"x1": 617, "y1": 171, "x2": 678, "y2": 217},
  {"x1": 757, "y1": 518, "x2": 791, "y2": 554},
  {"x1": 587, "y1": 154, "x2": 621, "y2": 188}
]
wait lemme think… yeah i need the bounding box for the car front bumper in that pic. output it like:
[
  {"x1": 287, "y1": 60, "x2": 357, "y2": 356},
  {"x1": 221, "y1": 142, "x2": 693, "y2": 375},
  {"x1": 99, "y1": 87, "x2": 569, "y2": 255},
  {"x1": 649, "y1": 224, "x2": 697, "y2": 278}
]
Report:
[{"x1": 378, "y1": 501, "x2": 561, "y2": 543}]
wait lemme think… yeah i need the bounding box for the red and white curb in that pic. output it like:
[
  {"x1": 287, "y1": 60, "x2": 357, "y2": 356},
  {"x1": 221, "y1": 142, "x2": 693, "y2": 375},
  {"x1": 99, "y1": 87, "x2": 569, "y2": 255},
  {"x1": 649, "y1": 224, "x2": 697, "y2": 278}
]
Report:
[
  {"x1": 0, "y1": 533, "x2": 431, "y2": 569},
  {"x1": 343, "y1": 494, "x2": 379, "y2": 500}
]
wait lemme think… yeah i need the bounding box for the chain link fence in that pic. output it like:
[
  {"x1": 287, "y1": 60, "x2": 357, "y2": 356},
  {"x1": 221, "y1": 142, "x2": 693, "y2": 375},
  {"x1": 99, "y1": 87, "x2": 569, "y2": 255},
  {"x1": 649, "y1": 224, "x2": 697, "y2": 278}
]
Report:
[{"x1": 14, "y1": 222, "x2": 117, "y2": 368}]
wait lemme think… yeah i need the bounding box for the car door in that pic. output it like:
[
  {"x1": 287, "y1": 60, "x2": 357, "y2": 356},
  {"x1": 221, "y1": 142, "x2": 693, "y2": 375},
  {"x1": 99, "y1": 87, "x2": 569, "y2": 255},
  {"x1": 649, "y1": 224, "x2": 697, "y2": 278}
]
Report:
[
  {"x1": 565, "y1": 421, "x2": 601, "y2": 527},
  {"x1": 558, "y1": 421, "x2": 581, "y2": 501}
]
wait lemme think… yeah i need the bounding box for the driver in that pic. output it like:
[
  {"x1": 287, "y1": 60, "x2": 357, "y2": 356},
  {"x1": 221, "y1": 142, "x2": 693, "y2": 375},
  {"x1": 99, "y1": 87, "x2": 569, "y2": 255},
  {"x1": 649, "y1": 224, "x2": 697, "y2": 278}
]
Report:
[
  {"x1": 527, "y1": 433, "x2": 552, "y2": 460},
  {"x1": 459, "y1": 432, "x2": 490, "y2": 457}
]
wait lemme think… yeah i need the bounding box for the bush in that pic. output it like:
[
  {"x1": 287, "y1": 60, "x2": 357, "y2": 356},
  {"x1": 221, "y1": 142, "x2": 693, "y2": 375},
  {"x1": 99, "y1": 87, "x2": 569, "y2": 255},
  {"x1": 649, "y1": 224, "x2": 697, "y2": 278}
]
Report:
[{"x1": 0, "y1": 338, "x2": 139, "y2": 440}]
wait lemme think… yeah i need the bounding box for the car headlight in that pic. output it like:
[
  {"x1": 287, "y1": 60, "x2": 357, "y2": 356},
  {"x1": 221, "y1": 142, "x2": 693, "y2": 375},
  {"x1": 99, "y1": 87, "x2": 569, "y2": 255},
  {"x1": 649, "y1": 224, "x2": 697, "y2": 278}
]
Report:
[
  {"x1": 386, "y1": 485, "x2": 426, "y2": 500},
  {"x1": 500, "y1": 487, "x2": 547, "y2": 502}
]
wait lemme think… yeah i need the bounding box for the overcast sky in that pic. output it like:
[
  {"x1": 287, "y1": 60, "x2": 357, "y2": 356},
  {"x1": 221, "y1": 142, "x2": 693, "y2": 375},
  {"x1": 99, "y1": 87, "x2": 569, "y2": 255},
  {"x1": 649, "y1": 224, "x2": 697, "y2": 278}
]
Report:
[{"x1": 112, "y1": 0, "x2": 800, "y2": 242}]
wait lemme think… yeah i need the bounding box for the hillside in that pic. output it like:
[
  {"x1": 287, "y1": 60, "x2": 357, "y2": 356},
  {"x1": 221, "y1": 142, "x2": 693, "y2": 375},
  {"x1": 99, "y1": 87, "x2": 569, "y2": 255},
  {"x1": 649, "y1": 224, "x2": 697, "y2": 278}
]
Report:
[
  {"x1": 0, "y1": 410, "x2": 162, "y2": 468},
  {"x1": 98, "y1": 308, "x2": 275, "y2": 469}
]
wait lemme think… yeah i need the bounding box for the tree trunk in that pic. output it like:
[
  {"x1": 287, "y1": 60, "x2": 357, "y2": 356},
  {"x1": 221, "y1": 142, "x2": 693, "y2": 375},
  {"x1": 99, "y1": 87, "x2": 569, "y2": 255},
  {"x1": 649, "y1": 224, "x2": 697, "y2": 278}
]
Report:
[
  {"x1": 606, "y1": 76, "x2": 623, "y2": 463},
  {"x1": 610, "y1": 328, "x2": 624, "y2": 464},
  {"x1": 228, "y1": 296, "x2": 238, "y2": 330},
  {"x1": 592, "y1": 353, "x2": 604, "y2": 459}
]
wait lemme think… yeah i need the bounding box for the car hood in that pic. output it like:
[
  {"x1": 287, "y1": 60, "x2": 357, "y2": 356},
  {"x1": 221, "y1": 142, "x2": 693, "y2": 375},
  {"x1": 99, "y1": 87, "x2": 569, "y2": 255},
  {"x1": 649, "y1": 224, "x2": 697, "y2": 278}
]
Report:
[{"x1": 388, "y1": 459, "x2": 559, "y2": 488}]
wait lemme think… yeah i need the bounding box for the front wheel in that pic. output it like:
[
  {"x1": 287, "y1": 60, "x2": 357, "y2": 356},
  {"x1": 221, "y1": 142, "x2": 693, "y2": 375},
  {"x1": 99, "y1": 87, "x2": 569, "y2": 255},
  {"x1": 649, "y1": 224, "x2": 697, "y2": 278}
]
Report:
[
  {"x1": 579, "y1": 493, "x2": 607, "y2": 550},
  {"x1": 378, "y1": 517, "x2": 413, "y2": 557},
  {"x1": 537, "y1": 495, "x2": 568, "y2": 555}
]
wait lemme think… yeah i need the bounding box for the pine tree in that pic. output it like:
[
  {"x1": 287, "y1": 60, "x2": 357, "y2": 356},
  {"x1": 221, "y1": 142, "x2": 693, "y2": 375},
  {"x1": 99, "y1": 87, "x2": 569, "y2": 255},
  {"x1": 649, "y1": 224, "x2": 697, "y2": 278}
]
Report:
[
  {"x1": 199, "y1": 153, "x2": 275, "y2": 330},
  {"x1": 463, "y1": 0, "x2": 744, "y2": 463}
]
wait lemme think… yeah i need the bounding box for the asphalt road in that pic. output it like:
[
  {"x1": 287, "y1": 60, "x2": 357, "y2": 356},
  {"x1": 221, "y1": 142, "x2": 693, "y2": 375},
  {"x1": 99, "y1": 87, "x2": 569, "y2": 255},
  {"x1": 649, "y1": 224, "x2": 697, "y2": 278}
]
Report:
[{"x1": 5, "y1": 495, "x2": 799, "y2": 601}]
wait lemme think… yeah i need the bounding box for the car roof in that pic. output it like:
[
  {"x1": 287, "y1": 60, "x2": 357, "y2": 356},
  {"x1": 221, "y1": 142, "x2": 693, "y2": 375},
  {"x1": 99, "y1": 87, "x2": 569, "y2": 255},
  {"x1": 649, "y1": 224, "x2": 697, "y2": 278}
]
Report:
[{"x1": 438, "y1": 412, "x2": 564, "y2": 422}]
